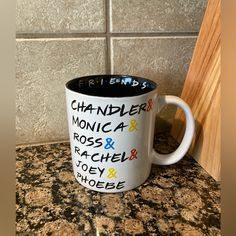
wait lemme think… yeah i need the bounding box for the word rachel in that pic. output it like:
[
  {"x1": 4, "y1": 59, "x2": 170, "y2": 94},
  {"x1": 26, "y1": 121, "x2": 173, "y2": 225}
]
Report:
[{"x1": 74, "y1": 147, "x2": 138, "y2": 163}]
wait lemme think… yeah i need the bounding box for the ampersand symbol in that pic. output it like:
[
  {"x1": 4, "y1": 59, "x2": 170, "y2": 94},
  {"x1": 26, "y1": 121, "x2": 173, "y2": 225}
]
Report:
[
  {"x1": 128, "y1": 119, "x2": 138, "y2": 132},
  {"x1": 129, "y1": 148, "x2": 138, "y2": 160},
  {"x1": 147, "y1": 99, "x2": 154, "y2": 111},
  {"x1": 107, "y1": 168, "x2": 117, "y2": 179},
  {"x1": 104, "y1": 138, "x2": 115, "y2": 150}
]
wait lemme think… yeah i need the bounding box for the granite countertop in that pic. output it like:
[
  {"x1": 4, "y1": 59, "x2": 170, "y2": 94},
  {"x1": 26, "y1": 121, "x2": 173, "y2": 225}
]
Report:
[{"x1": 16, "y1": 133, "x2": 220, "y2": 235}]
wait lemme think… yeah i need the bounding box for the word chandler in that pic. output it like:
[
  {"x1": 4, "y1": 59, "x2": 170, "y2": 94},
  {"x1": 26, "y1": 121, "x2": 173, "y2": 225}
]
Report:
[{"x1": 71, "y1": 99, "x2": 154, "y2": 117}]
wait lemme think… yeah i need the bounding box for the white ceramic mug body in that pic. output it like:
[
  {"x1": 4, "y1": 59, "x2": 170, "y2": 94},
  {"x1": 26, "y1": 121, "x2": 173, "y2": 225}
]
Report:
[
  {"x1": 65, "y1": 75, "x2": 157, "y2": 192},
  {"x1": 65, "y1": 75, "x2": 194, "y2": 193}
]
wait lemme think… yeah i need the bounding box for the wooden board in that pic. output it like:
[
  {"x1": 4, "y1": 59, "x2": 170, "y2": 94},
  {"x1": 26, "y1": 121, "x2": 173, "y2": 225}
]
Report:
[{"x1": 171, "y1": 0, "x2": 221, "y2": 180}]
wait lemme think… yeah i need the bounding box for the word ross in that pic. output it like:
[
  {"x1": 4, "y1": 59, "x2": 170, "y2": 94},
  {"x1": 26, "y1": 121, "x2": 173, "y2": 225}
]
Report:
[
  {"x1": 72, "y1": 116, "x2": 128, "y2": 133},
  {"x1": 107, "y1": 168, "x2": 117, "y2": 179},
  {"x1": 129, "y1": 148, "x2": 138, "y2": 160},
  {"x1": 73, "y1": 132, "x2": 102, "y2": 148},
  {"x1": 128, "y1": 119, "x2": 138, "y2": 132},
  {"x1": 104, "y1": 138, "x2": 115, "y2": 150},
  {"x1": 75, "y1": 160, "x2": 105, "y2": 177},
  {"x1": 74, "y1": 148, "x2": 138, "y2": 163},
  {"x1": 77, "y1": 172, "x2": 125, "y2": 190},
  {"x1": 71, "y1": 101, "x2": 149, "y2": 117}
]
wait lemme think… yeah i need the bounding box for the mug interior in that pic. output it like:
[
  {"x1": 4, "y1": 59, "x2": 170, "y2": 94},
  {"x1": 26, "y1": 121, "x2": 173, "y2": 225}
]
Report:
[{"x1": 66, "y1": 75, "x2": 157, "y2": 97}]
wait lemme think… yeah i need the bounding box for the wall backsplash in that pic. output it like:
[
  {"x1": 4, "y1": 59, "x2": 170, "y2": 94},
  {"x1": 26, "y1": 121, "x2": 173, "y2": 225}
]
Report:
[{"x1": 16, "y1": 0, "x2": 207, "y2": 145}]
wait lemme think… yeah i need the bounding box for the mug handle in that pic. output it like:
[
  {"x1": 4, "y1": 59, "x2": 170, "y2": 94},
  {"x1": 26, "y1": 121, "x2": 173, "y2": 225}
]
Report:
[{"x1": 151, "y1": 95, "x2": 195, "y2": 165}]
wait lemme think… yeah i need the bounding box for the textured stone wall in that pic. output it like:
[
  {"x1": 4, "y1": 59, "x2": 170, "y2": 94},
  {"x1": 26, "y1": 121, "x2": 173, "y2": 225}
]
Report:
[{"x1": 16, "y1": 0, "x2": 207, "y2": 145}]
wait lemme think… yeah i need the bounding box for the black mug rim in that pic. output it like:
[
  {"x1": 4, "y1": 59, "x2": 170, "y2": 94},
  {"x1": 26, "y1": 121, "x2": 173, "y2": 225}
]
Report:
[{"x1": 65, "y1": 74, "x2": 157, "y2": 98}]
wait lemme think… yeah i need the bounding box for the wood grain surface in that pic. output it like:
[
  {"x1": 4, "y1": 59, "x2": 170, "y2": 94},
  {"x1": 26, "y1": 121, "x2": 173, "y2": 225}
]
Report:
[{"x1": 171, "y1": 0, "x2": 221, "y2": 180}]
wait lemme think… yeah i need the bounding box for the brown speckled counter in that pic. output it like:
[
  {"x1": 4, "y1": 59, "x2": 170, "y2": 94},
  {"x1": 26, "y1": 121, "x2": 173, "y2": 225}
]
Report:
[{"x1": 16, "y1": 133, "x2": 220, "y2": 235}]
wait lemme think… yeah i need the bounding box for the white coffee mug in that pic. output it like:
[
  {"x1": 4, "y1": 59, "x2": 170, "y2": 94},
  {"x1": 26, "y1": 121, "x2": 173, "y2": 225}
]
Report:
[{"x1": 65, "y1": 75, "x2": 194, "y2": 193}]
